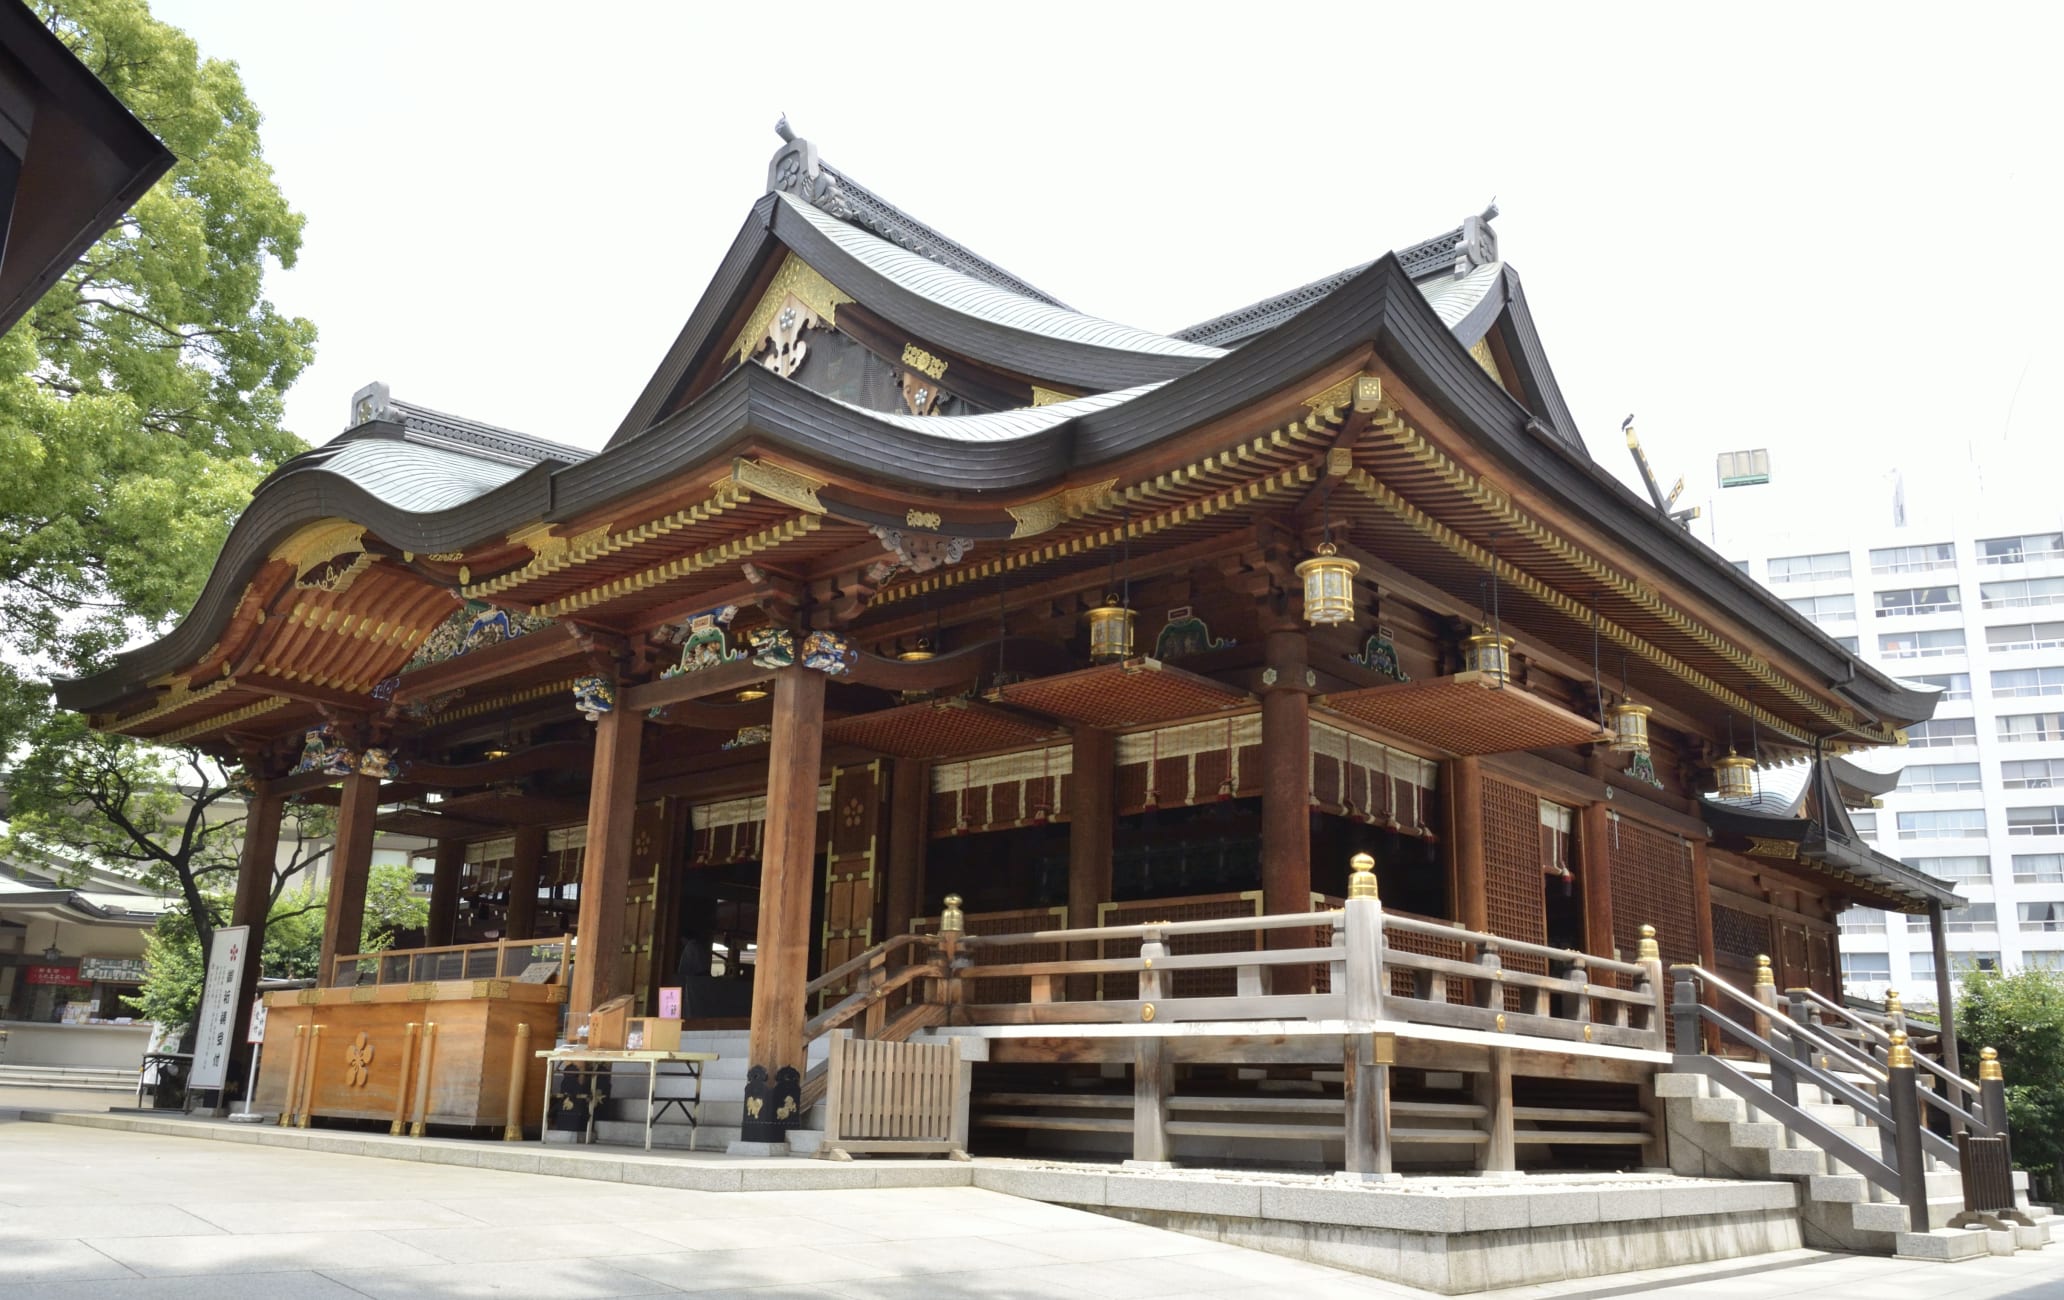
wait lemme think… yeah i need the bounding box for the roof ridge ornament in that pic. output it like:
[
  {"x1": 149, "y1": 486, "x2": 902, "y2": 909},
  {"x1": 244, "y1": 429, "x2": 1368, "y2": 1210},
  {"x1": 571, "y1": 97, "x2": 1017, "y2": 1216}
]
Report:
[
  {"x1": 1454, "y1": 200, "x2": 1499, "y2": 276},
  {"x1": 768, "y1": 116, "x2": 854, "y2": 219}
]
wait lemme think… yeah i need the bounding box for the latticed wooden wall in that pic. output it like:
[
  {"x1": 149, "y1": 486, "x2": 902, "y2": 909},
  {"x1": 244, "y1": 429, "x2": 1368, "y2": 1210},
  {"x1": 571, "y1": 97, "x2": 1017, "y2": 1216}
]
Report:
[
  {"x1": 1607, "y1": 815, "x2": 1698, "y2": 1046},
  {"x1": 1098, "y1": 892, "x2": 1261, "y2": 999},
  {"x1": 1384, "y1": 907, "x2": 1471, "y2": 1001},
  {"x1": 1712, "y1": 903, "x2": 1772, "y2": 967},
  {"x1": 1481, "y1": 777, "x2": 1549, "y2": 1004},
  {"x1": 928, "y1": 745, "x2": 1073, "y2": 837}
]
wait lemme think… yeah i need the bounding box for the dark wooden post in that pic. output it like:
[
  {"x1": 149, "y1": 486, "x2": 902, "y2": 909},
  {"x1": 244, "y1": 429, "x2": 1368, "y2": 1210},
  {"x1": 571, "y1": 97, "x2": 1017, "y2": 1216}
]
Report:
[
  {"x1": 882, "y1": 757, "x2": 930, "y2": 939},
  {"x1": 317, "y1": 772, "x2": 381, "y2": 983},
  {"x1": 569, "y1": 701, "x2": 644, "y2": 1014},
  {"x1": 504, "y1": 823, "x2": 545, "y2": 942},
  {"x1": 1978, "y1": 1047, "x2": 2011, "y2": 1159},
  {"x1": 1260, "y1": 627, "x2": 1311, "y2": 988},
  {"x1": 1447, "y1": 756, "x2": 1487, "y2": 933},
  {"x1": 426, "y1": 838, "x2": 466, "y2": 947},
  {"x1": 1474, "y1": 1047, "x2": 1516, "y2": 1176},
  {"x1": 1067, "y1": 727, "x2": 1114, "y2": 1001},
  {"x1": 1925, "y1": 898, "x2": 1961, "y2": 1079},
  {"x1": 1578, "y1": 798, "x2": 1615, "y2": 957},
  {"x1": 225, "y1": 780, "x2": 285, "y2": 1099},
  {"x1": 1886, "y1": 1031, "x2": 1931, "y2": 1231},
  {"x1": 744, "y1": 665, "x2": 826, "y2": 1142}
]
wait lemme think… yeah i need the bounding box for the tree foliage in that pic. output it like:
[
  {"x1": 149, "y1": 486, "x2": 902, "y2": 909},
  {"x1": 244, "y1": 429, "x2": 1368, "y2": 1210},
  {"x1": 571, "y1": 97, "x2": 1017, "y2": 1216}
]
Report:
[
  {"x1": 1958, "y1": 966, "x2": 2064, "y2": 1198},
  {"x1": 1, "y1": 0, "x2": 313, "y2": 727},
  {"x1": 137, "y1": 864, "x2": 427, "y2": 1038}
]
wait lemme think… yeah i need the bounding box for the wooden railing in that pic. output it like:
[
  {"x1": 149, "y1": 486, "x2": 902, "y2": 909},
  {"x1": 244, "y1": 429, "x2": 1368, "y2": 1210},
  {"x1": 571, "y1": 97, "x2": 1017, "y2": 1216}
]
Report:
[
  {"x1": 1785, "y1": 985, "x2": 1989, "y2": 1138},
  {"x1": 916, "y1": 894, "x2": 1667, "y2": 1051},
  {"x1": 331, "y1": 937, "x2": 568, "y2": 988}
]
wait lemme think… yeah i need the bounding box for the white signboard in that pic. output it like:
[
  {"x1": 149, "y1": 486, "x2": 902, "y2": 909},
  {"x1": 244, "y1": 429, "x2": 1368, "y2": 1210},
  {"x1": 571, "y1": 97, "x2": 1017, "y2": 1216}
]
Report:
[
  {"x1": 246, "y1": 997, "x2": 269, "y2": 1045},
  {"x1": 190, "y1": 925, "x2": 250, "y2": 1090}
]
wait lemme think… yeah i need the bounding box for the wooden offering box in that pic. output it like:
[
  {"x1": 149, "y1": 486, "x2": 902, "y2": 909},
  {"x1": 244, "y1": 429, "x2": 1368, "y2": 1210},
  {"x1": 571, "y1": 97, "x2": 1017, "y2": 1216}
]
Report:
[{"x1": 255, "y1": 978, "x2": 562, "y2": 1136}]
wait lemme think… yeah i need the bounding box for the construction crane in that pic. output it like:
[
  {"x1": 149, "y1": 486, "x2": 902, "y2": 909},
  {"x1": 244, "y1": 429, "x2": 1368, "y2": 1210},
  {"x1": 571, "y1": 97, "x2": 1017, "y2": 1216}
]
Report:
[{"x1": 1622, "y1": 415, "x2": 1700, "y2": 530}]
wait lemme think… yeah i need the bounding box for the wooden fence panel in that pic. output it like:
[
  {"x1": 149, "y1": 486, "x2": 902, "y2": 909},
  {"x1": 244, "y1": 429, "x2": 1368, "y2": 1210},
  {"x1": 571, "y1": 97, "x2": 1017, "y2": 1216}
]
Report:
[{"x1": 819, "y1": 1030, "x2": 966, "y2": 1160}]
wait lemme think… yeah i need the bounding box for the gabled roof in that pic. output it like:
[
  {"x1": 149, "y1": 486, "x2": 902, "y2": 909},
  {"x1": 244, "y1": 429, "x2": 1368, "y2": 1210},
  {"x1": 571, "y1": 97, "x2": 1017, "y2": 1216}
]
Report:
[{"x1": 1704, "y1": 760, "x2": 1960, "y2": 912}]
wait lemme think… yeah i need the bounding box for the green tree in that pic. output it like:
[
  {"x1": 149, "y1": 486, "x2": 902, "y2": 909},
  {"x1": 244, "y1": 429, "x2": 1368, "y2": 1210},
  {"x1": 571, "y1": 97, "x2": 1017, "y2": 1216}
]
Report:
[
  {"x1": 1957, "y1": 966, "x2": 2064, "y2": 1201},
  {"x1": 1, "y1": 0, "x2": 313, "y2": 731},
  {"x1": 136, "y1": 864, "x2": 428, "y2": 1039}
]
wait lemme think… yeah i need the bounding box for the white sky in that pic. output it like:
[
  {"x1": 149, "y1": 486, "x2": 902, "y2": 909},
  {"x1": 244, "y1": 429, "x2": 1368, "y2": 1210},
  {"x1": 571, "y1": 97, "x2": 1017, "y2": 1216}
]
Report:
[{"x1": 150, "y1": 0, "x2": 2063, "y2": 520}]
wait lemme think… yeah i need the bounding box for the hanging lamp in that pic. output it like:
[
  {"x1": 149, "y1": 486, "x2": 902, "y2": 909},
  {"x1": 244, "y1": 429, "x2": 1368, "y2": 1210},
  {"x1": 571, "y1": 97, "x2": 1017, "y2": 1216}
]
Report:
[
  {"x1": 1295, "y1": 533, "x2": 1359, "y2": 627},
  {"x1": 1465, "y1": 567, "x2": 1513, "y2": 684},
  {"x1": 1714, "y1": 716, "x2": 1755, "y2": 800},
  {"x1": 1086, "y1": 509, "x2": 1135, "y2": 660},
  {"x1": 734, "y1": 685, "x2": 769, "y2": 702},
  {"x1": 1609, "y1": 652, "x2": 1651, "y2": 754}
]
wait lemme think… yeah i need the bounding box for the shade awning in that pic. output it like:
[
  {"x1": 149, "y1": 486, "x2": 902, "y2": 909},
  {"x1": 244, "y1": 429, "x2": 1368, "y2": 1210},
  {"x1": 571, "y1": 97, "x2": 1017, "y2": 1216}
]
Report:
[
  {"x1": 992, "y1": 657, "x2": 1250, "y2": 730},
  {"x1": 1316, "y1": 673, "x2": 1608, "y2": 756},
  {"x1": 824, "y1": 696, "x2": 1061, "y2": 759}
]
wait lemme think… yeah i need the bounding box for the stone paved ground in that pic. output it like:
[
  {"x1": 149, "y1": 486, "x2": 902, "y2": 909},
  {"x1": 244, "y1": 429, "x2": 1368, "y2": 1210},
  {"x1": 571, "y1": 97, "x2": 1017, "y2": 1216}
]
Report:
[{"x1": 1, "y1": 1117, "x2": 2060, "y2": 1299}]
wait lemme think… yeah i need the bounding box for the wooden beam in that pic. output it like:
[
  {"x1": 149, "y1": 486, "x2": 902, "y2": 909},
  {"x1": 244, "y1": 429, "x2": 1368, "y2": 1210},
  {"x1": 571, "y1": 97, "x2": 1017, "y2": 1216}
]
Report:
[
  {"x1": 568, "y1": 702, "x2": 645, "y2": 1014},
  {"x1": 426, "y1": 839, "x2": 465, "y2": 947},
  {"x1": 1449, "y1": 756, "x2": 1488, "y2": 932},
  {"x1": 400, "y1": 742, "x2": 595, "y2": 790},
  {"x1": 1260, "y1": 627, "x2": 1312, "y2": 986},
  {"x1": 746, "y1": 665, "x2": 827, "y2": 1135},
  {"x1": 1068, "y1": 727, "x2": 1114, "y2": 1003},
  {"x1": 621, "y1": 658, "x2": 770, "y2": 713},
  {"x1": 387, "y1": 628, "x2": 583, "y2": 706},
  {"x1": 506, "y1": 822, "x2": 546, "y2": 942},
  {"x1": 318, "y1": 772, "x2": 381, "y2": 980}
]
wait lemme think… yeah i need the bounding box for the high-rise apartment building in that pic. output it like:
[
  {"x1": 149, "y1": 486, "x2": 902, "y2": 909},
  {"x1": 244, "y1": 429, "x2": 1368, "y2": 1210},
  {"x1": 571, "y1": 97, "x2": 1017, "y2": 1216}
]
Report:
[{"x1": 1710, "y1": 466, "x2": 2064, "y2": 1009}]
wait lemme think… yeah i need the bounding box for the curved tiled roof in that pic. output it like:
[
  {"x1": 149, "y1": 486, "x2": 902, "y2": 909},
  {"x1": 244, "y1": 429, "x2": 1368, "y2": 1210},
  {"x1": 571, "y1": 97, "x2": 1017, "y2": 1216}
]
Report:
[{"x1": 778, "y1": 194, "x2": 1225, "y2": 362}]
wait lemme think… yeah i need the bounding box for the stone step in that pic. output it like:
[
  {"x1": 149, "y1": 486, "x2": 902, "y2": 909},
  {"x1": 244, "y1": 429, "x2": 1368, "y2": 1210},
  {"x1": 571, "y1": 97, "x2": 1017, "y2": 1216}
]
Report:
[
  {"x1": 1895, "y1": 1227, "x2": 1994, "y2": 1261},
  {"x1": 1854, "y1": 1196, "x2": 1969, "y2": 1234},
  {"x1": 1652, "y1": 1071, "x2": 1706, "y2": 1100},
  {"x1": 1689, "y1": 1095, "x2": 1747, "y2": 1124},
  {"x1": 1765, "y1": 1147, "x2": 1827, "y2": 1177}
]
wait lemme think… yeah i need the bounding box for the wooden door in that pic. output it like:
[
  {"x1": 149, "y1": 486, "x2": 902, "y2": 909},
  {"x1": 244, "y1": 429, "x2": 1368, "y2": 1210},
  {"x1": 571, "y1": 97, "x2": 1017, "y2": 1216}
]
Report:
[{"x1": 819, "y1": 762, "x2": 883, "y2": 1004}]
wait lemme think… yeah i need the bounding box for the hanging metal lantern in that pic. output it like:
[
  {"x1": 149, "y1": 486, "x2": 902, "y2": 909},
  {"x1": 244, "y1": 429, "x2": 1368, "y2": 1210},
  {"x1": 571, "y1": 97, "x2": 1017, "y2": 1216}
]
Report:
[
  {"x1": 1295, "y1": 542, "x2": 1360, "y2": 626},
  {"x1": 1086, "y1": 595, "x2": 1135, "y2": 660},
  {"x1": 733, "y1": 686, "x2": 768, "y2": 703},
  {"x1": 1714, "y1": 748, "x2": 1756, "y2": 800},
  {"x1": 897, "y1": 636, "x2": 936, "y2": 662},
  {"x1": 1610, "y1": 700, "x2": 1653, "y2": 754},
  {"x1": 1465, "y1": 629, "x2": 1515, "y2": 683}
]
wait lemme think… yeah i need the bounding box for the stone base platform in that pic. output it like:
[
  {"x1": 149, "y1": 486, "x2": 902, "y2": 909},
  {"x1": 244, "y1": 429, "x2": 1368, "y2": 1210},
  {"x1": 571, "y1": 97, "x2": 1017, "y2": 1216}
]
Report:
[{"x1": 970, "y1": 1161, "x2": 1802, "y2": 1295}]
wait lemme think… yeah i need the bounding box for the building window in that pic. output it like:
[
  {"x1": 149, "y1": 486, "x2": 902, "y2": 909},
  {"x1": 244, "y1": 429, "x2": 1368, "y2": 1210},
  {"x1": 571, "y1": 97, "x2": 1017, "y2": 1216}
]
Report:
[
  {"x1": 1908, "y1": 674, "x2": 1972, "y2": 702},
  {"x1": 1979, "y1": 532, "x2": 2064, "y2": 566},
  {"x1": 2003, "y1": 759, "x2": 2064, "y2": 791},
  {"x1": 1730, "y1": 559, "x2": 1750, "y2": 575},
  {"x1": 1870, "y1": 542, "x2": 1957, "y2": 576},
  {"x1": 1879, "y1": 628, "x2": 1966, "y2": 659},
  {"x1": 1851, "y1": 810, "x2": 1878, "y2": 837},
  {"x1": 1875, "y1": 586, "x2": 1960, "y2": 617},
  {"x1": 1718, "y1": 449, "x2": 1771, "y2": 487},
  {"x1": 1896, "y1": 809, "x2": 1987, "y2": 839},
  {"x1": 1980, "y1": 577, "x2": 2064, "y2": 609},
  {"x1": 1916, "y1": 951, "x2": 2002, "y2": 978},
  {"x1": 2025, "y1": 951, "x2": 2064, "y2": 970},
  {"x1": 2000, "y1": 712, "x2": 2064, "y2": 744},
  {"x1": 2006, "y1": 805, "x2": 2064, "y2": 837},
  {"x1": 1908, "y1": 855, "x2": 1990, "y2": 883},
  {"x1": 1907, "y1": 717, "x2": 1978, "y2": 747},
  {"x1": 1839, "y1": 908, "x2": 1890, "y2": 934},
  {"x1": 2013, "y1": 854, "x2": 2064, "y2": 884},
  {"x1": 2020, "y1": 902, "x2": 2064, "y2": 933},
  {"x1": 1833, "y1": 635, "x2": 1860, "y2": 652},
  {"x1": 1992, "y1": 667, "x2": 2064, "y2": 698},
  {"x1": 1769, "y1": 552, "x2": 1852, "y2": 584},
  {"x1": 1943, "y1": 903, "x2": 1998, "y2": 932},
  {"x1": 1841, "y1": 952, "x2": 1891, "y2": 980},
  {"x1": 1987, "y1": 621, "x2": 2064, "y2": 653},
  {"x1": 1897, "y1": 763, "x2": 1982, "y2": 793},
  {"x1": 1786, "y1": 593, "x2": 1856, "y2": 625}
]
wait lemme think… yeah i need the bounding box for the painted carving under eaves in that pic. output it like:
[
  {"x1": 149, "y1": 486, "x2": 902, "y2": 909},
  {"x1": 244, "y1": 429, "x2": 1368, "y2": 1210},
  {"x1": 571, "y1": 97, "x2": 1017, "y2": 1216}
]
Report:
[
  {"x1": 1349, "y1": 629, "x2": 1411, "y2": 682},
  {"x1": 1154, "y1": 607, "x2": 1232, "y2": 660},
  {"x1": 662, "y1": 605, "x2": 744, "y2": 677},
  {"x1": 406, "y1": 600, "x2": 556, "y2": 671}
]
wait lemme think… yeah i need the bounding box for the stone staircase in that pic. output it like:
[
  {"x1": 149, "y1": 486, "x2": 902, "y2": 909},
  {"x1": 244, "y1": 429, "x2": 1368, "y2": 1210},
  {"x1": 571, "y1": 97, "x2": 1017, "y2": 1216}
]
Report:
[
  {"x1": 1656, "y1": 1067, "x2": 2056, "y2": 1261},
  {"x1": 583, "y1": 1030, "x2": 826, "y2": 1152},
  {"x1": 0, "y1": 1063, "x2": 138, "y2": 1094}
]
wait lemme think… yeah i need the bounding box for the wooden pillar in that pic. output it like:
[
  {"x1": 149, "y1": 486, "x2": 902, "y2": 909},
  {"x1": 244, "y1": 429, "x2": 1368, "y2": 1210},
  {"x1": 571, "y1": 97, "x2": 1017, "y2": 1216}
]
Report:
[
  {"x1": 1474, "y1": 1046, "x2": 1517, "y2": 1176},
  {"x1": 1068, "y1": 727, "x2": 1114, "y2": 1001},
  {"x1": 1447, "y1": 756, "x2": 1487, "y2": 932},
  {"x1": 1260, "y1": 626, "x2": 1311, "y2": 932},
  {"x1": 1689, "y1": 840, "x2": 1718, "y2": 971},
  {"x1": 569, "y1": 702, "x2": 645, "y2": 1014},
  {"x1": 318, "y1": 772, "x2": 381, "y2": 983},
  {"x1": 745, "y1": 665, "x2": 827, "y2": 1136},
  {"x1": 1926, "y1": 899, "x2": 1961, "y2": 1077},
  {"x1": 882, "y1": 757, "x2": 930, "y2": 938},
  {"x1": 226, "y1": 781, "x2": 285, "y2": 1099},
  {"x1": 504, "y1": 823, "x2": 545, "y2": 941},
  {"x1": 426, "y1": 838, "x2": 466, "y2": 947},
  {"x1": 1578, "y1": 800, "x2": 1616, "y2": 957},
  {"x1": 648, "y1": 798, "x2": 690, "y2": 1009}
]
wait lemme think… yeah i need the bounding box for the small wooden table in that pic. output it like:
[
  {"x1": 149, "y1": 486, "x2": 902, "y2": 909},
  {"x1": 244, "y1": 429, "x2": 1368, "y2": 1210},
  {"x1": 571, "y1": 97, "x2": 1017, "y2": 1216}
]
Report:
[{"x1": 534, "y1": 1048, "x2": 717, "y2": 1151}]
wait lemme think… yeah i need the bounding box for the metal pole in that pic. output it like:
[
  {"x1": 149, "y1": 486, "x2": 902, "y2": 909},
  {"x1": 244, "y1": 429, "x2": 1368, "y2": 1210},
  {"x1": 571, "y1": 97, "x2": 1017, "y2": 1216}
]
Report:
[
  {"x1": 1887, "y1": 1031, "x2": 1931, "y2": 1232},
  {"x1": 229, "y1": 1044, "x2": 263, "y2": 1123}
]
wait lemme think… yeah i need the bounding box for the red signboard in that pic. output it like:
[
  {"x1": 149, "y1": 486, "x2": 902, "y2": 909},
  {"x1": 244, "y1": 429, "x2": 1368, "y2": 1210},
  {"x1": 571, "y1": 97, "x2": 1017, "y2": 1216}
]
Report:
[{"x1": 22, "y1": 964, "x2": 82, "y2": 985}]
